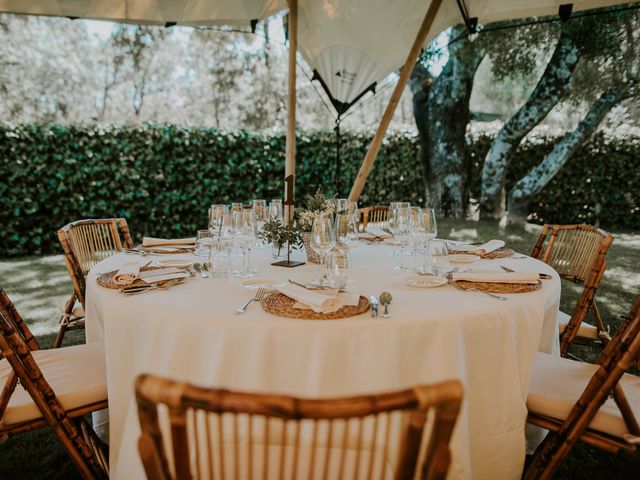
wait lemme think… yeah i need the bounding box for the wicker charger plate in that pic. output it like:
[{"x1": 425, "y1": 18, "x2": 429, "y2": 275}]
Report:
[
  {"x1": 449, "y1": 246, "x2": 515, "y2": 259},
  {"x1": 449, "y1": 278, "x2": 541, "y2": 294},
  {"x1": 96, "y1": 266, "x2": 188, "y2": 290},
  {"x1": 261, "y1": 293, "x2": 370, "y2": 320}
]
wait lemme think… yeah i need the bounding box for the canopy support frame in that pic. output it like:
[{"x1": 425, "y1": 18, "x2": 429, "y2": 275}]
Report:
[
  {"x1": 348, "y1": 0, "x2": 443, "y2": 204},
  {"x1": 285, "y1": 0, "x2": 298, "y2": 223}
]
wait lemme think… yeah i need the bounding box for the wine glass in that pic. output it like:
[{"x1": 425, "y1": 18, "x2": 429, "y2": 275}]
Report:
[
  {"x1": 391, "y1": 205, "x2": 411, "y2": 270},
  {"x1": 252, "y1": 199, "x2": 268, "y2": 246},
  {"x1": 409, "y1": 207, "x2": 424, "y2": 270},
  {"x1": 335, "y1": 212, "x2": 359, "y2": 248},
  {"x1": 335, "y1": 198, "x2": 348, "y2": 214},
  {"x1": 269, "y1": 199, "x2": 283, "y2": 220},
  {"x1": 232, "y1": 209, "x2": 256, "y2": 278},
  {"x1": 208, "y1": 204, "x2": 229, "y2": 240},
  {"x1": 310, "y1": 213, "x2": 336, "y2": 284}
]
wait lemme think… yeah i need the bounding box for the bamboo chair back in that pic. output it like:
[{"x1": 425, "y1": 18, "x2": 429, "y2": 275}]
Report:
[
  {"x1": 530, "y1": 224, "x2": 613, "y2": 355},
  {"x1": 363, "y1": 206, "x2": 390, "y2": 231},
  {"x1": 58, "y1": 218, "x2": 134, "y2": 306},
  {"x1": 531, "y1": 224, "x2": 612, "y2": 284},
  {"x1": 136, "y1": 375, "x2": 463, "y2": 480},
  {"x1": 0, "y1": 308, "x2": 107, "y2": 478},
  {"x1": 526, "y1": 294, "x2": 640, "y2": 479}
]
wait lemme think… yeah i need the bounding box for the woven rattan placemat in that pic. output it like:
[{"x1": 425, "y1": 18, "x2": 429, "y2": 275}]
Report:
[
  {"x1": 449, "y1": 278, "x2": 541, "y2": 294},
  {"x1": 261, "y1": 292, "x2": 370, "y2": 320},
  {"x1": 96, "y1": 266, "x2": 188, "y2": 289},
  {"x1": 449, "y1": 246, "x2": 515, "y2": 259}
]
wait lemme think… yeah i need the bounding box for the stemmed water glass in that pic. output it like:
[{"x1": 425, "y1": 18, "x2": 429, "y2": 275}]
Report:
[
  {"x1": 232, "y1": 209, "x2": 256, "y2": 278},
  {"x1": 310, "y1": 212, "x2": 336, "y2": 284},
  {"x1": 208, "y1": 204, "x2": 230, "y2": 240},
  {"x1": 269, "y1": 199, "x2": 283, "y2": 220},
  {"x1": 252, "y1": 199, "x2": 268, "y2": 245},
  {"x1": 390, "y1": 204, "x2": 411, "y2": 270}
]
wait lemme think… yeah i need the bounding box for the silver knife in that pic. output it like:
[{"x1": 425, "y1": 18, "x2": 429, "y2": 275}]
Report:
[{"x1": 370, "y1": 296, "x2": 379, "y2": 318}]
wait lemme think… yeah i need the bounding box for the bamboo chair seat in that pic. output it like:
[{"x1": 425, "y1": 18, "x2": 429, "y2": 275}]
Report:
[
  {"x1": 0, "y1": 342, "x2": 107, "y2": 428},
  {"x1": 557, "y1": 311, "x2": 599, "y2": 340},
  {"x1": 528, "y1": 352, "x2": 640, "y2": 440}
]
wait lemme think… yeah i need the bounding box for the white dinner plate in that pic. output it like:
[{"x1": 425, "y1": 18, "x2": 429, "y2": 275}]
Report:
[
  {"x1": 406, "y1": 276, "x2": 448, "y2": 288},
  {"x1": 448, "y1": 254, "x2": 480, "y2": 263},
  {"x1": 155, "y1": 259, "x2": 194, "y2": 269}
]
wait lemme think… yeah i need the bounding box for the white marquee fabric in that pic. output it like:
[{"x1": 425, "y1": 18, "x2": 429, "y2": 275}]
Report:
[{"x1": 0, "y1": 0, "x2": 631, "y2": 108}]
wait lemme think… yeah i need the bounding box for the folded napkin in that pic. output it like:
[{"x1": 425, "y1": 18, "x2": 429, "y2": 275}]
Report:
[
  {"x1": 139, "y1": 267, "x2": 189, "y2": 284},
  {"x1": 470, "y1": 239, "x2": 505, "y2": 255},
  {"x1": 142, "y1": 237, "x2": 196, "y2": 248},
  {"x1": 364, "y1": 226, "x2": 392, "y2": 238},
  {"x1": 277, "y1": 284, "x2": 344, "y2": 314},
  {"x1": 452, "y1": 271, "x2": 539, "y2": 284},
  {"x1": 114, "y1": 261, "x2": 141, "y2": 286}
]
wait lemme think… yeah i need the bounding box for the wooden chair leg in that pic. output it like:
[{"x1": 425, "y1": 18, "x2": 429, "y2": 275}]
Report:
[
  {"x1": 591, "y1": 300, "x2": 611, "y2": 345},
  {"x1": 523, "y1": 431, "x2": 576, "y2": 480},
  {"x1": 53, "y1": 292, "x2": 77, "y2": 349}
]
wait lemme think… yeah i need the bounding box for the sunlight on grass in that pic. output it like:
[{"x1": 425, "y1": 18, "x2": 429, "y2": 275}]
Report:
[{"x1": 448, "y1": 228, "x2": 479, "y2": 240}]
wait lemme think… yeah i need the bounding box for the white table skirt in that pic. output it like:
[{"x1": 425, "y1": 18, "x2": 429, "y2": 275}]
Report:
[{"x1": 85, "y1": 242, "x2": 560, "y2": 479}]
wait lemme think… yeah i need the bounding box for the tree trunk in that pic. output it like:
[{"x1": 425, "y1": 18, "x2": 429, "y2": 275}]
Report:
[
  {"x1": 506, "y1": 88, "x2": 626, "y2": 226},
  {"x1": 479, "y1": 29, "x2": 581, "y2": 220},
  {"x1": 425, "y1": 25, "x2": 484, "y2": 218},
  {"x1": 409, "y1": 63, "x2": 433, "y2": 206}
]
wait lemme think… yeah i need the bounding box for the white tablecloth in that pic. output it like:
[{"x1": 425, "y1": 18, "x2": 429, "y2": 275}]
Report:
[{"x1": 85, "y1": 243, "x2": 560, "y2": 479}]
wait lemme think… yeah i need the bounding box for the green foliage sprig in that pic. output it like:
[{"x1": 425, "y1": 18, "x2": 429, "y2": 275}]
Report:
[{"x1": 258, "y1": 217, "x2": 302, "y2": 253}]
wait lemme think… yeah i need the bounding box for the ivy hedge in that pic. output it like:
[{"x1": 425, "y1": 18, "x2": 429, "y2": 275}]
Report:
[{"x1": 1, "y1": 124, "x2": 638, "y2": 257}]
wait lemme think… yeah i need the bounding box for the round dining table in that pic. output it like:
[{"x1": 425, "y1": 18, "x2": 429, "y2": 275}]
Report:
[{"x1": 85, "y1": 241, "x2": 560, "y2": 479}]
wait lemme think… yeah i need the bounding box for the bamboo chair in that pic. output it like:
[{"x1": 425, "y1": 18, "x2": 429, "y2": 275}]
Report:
[
  {"x1": 0, "y1": 287, "x2": 109, "y2": 479},
  {"x1": 524, "y1": 294, "x2": 640, "y2": 479},
  {"x1": 135, "y1": 375, "x2": 463, "y2": 480},
  {"x1": 362, "y1": 206, "x2": 390, "y2": 231},
  {"x1": 56, "y1": 218, "x2": 134, "y2": 348},
  {"x1": 530, "y1": 224, "x2": 614, "y2": 356}
]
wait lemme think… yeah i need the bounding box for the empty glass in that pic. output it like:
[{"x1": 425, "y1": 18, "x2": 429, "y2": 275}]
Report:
[
  {"x1": 335, "y1": 212, "x2": 359, "y2": 247},
  {"x1": 208, "y1": 204, "x2": 230, "y2": 240},
  {"x1": 391, "y1": 205, "x2": 411, "y2": 270},
  {"x1": 425, "y1": 239, "x2": 450, "y2": 276},
  {"x1": 327, "y1": 248, "x2": 351, "y2": 290},
  {"x1": 335, "y1": 198, "x2": 349, "y2": 214},
  {"x1": 269, "y1": 199, "x2": 283, "y2": 220},
  {"x1": 208, "y1": 241, "x2": 231, "y2": 278},
  {"x1": 232, "y1": 209, "x2": 256, "y2": 278},
  {"x1": 252, "y1": 199, "x2": 268, "y2": 245},
  {"x1": 311, "y1": 212, "x2": 336, "y2": 283},
  {"x1": 195, "y1": 230, "x2": 213, "y2": 258}
]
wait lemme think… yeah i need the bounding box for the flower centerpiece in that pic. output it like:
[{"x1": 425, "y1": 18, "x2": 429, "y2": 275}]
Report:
[
  {"x1": 296, "y1": 190, "x2": 335, "y2": 263},
  {"x1": 258, "y1": 217, "x2": 303, "y2": 260}
]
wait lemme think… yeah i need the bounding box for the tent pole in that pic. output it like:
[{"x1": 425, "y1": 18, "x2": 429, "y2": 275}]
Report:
[
  {"x1": 285, "y1": 0, "x2": 298, "y2": 224},
  {"x1": 348, "y1": 0, "x2": 443, "y2": 203}
]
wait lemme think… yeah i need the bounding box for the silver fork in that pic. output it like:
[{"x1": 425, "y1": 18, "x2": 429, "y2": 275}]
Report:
[{"x1": 234, "y1": 288, "x2": 267, "y2": 315}]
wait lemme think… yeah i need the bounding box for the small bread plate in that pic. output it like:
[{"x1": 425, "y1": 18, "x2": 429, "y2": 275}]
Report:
[
  {"x1": 448, "y1": 254, "x2": 480, "y2": 264},
  {"x1": 243, "y1": 279, "x2": 285, "y2": 289},
  {"x1": 406, "y1": 276, "x2": 448, "y2": 288},
  {"x1": 155, "y1": 259, "x2": 194, "y2": 269}
]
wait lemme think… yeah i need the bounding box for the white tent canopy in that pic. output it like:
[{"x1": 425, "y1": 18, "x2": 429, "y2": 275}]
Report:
[{"x1": 0, "y1": 0, "x2": 632, "y2": 201}]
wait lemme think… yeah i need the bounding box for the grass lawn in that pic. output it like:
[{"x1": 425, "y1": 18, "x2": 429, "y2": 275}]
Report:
[{"x1": 0, "y1": 220, "x2": 638, "y2": 479}]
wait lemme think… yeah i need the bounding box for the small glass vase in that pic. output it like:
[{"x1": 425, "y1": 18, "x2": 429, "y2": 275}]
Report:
[{"x1": 272, "y1": 244, "x2": 290, "y2": 260}]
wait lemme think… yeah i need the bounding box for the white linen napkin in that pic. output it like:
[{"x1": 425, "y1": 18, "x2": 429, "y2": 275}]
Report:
[
  {"x1": 114, "y1": 261, "x2": 141, "y2": 286},
  {"x1": 277, "y1": 284, "x2": 344, "y2": 314},
  {"x1": 139, "y1": 267, "x2": 189, "y2": 284},
  {"x1": 452, "y1": 271, "x2": 539, "y2": 284},
  {"x1": 364, "y1": 226, "x2": 392, "y2": 238},
  {"x1": 470, "y1": 239, "x2": 505, "y2": 255},
  {"x1": 142, "y1": 237, "x2": 196, "y2": 248}
]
